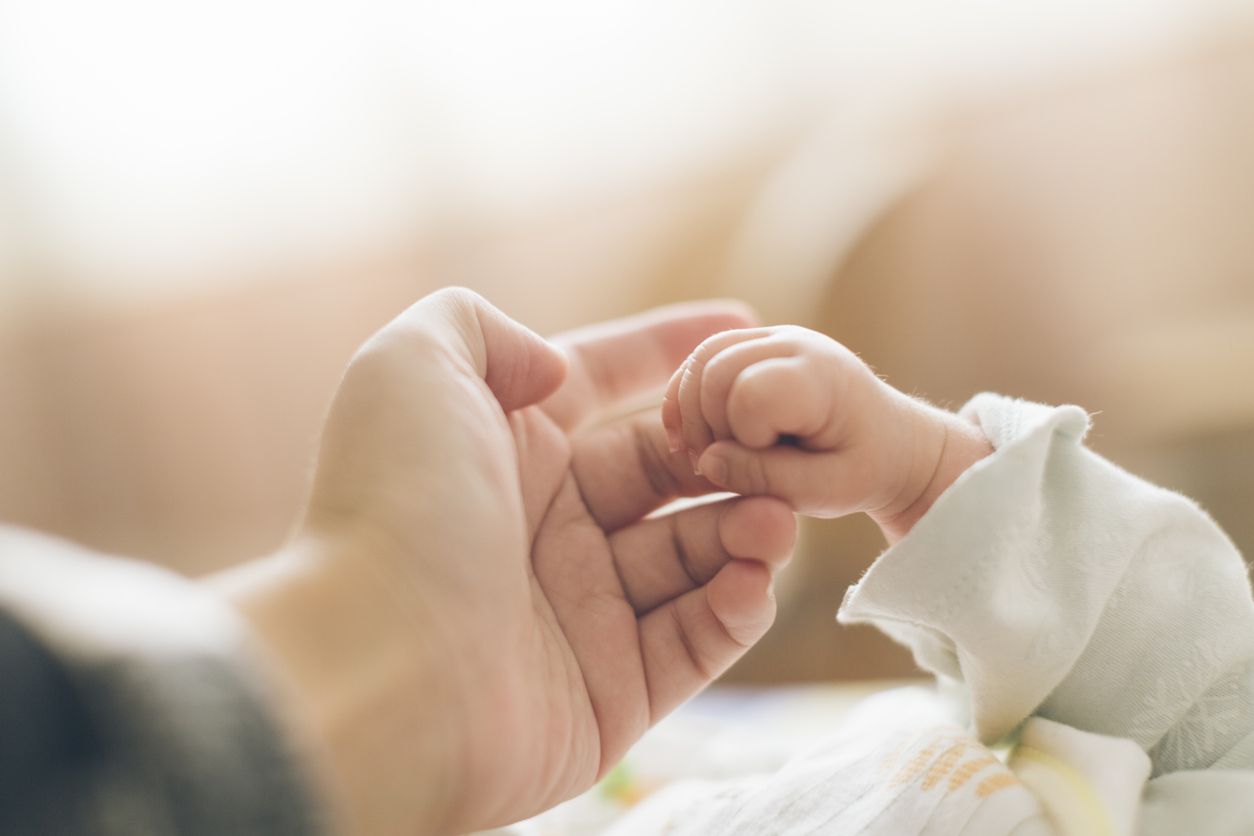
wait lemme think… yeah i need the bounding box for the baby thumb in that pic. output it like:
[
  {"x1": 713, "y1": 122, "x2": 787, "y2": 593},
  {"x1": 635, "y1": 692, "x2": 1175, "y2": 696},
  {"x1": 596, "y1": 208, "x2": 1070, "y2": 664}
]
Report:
[{"x1": 697, "y1": 441, "x2": 838, "y2": 516}]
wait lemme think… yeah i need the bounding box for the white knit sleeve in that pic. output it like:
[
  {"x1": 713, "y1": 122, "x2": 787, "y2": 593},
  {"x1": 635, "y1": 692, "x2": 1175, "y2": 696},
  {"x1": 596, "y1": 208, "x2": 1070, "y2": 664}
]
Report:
[{"x1": 838, "y1": 393, "x2": 1254, "y2": 779}]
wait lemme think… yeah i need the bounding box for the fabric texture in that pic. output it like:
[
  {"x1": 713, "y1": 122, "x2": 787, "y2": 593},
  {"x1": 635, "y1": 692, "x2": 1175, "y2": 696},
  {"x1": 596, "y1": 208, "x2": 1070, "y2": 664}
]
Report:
[
  {"x1": 840, "y1": 394, "x2": 1254, "y2": 833},
  {"x1": 0, "y1": 527, "x2": 324, "y2": 836},
  {"x1": 1009, "y1": 717, "x2": 1149, "y2": 836},
  {"x1": 603, "y1": 686, "x2": 1053, "y2": 836}
]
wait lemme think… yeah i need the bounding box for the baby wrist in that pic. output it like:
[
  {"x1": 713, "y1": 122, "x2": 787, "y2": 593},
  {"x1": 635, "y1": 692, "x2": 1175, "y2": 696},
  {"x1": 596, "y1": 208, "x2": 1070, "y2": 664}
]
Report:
[{"x1": 870, "y1": 403, "x2": 992, "y2": 543}]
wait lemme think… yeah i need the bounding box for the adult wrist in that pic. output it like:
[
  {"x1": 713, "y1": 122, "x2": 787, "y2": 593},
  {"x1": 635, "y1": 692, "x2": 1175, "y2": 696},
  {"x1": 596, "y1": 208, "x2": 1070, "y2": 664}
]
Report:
[{"x1": 212, "y1": 531, "x2": 462, "y2": 835}]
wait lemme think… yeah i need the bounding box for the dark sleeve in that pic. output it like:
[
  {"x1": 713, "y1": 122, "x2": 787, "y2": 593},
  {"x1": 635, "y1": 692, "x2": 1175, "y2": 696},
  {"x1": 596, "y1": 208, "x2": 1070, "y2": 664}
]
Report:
[{"x1": 0, "y1": 529, "x2": 325, "y2": 836}]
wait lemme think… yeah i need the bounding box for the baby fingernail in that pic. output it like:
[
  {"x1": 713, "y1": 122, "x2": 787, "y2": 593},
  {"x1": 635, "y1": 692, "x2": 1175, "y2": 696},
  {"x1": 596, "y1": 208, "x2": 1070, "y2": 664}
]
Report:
[
  {"x1": 666, "y1": 426, "x2": 683, "y2": 453},
  {"x1": 688, "y1": 450, "x2": 701, "y2": 474},
  {"x1": 701, "y1": 454, "x2": 727, "y2": 486}
]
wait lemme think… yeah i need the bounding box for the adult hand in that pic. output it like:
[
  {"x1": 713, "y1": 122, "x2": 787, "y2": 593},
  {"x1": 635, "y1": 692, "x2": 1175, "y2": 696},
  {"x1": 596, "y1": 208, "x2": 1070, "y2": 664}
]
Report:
[{"x1": 224, "y1": 289, "x2": 796, "y2": 835}]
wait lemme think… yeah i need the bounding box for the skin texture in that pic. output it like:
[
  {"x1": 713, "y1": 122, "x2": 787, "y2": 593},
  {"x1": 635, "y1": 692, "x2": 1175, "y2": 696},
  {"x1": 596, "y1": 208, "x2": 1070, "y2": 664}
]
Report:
[
  {"x1": 661, "y1": 325, "x2": 993, "y2": 543},
  {"x1": 217, "y1": 290, "x2": 798, "y2": 835}
]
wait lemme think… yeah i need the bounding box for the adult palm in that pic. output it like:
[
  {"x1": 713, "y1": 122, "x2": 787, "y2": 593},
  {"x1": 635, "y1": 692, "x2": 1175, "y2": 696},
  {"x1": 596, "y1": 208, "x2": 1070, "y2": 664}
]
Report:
[{"x1": 304, "y1": 289, "x2": 796, "y2": 833}]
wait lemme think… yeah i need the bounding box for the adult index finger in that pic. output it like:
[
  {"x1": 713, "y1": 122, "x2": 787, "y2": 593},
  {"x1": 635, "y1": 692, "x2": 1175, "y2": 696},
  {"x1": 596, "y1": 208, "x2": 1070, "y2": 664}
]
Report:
[{"x1": 541, "y1": 300, "x2": 758, "y2": 432}]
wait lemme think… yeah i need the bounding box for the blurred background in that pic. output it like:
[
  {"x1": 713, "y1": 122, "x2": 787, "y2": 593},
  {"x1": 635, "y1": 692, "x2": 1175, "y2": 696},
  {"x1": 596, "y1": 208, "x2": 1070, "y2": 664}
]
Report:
[{"x1": 2, "y1": 0, "x2": 1253, "y2": 684}]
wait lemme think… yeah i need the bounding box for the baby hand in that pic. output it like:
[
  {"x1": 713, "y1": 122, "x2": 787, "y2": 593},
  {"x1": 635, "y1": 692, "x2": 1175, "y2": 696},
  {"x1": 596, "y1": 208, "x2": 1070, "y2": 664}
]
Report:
[{"x1": 661, "y1": 326, "x2": 991, "y2": 540}]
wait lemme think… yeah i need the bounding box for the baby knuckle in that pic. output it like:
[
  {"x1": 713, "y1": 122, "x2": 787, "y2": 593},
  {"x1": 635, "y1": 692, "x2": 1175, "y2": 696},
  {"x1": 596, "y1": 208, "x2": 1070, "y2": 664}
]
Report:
[
  {"x1": 773, "y1": 324, "x2": 821, "y2": 351},
  {"x1": 774, "y1": 362, "x2": 807, "y2": 390},
  {"x1": 734, "y1": 369, "x2": 767, "y2": 402},
  {"x1": 689, "y1": 334, "x2": 724, "y2": 365},
  {"x1": 772, "y1": 324, "x2": 810, "y2": 340},
  {"x1": 816, "y1": 337, "x2": 863, "y2": 372}
]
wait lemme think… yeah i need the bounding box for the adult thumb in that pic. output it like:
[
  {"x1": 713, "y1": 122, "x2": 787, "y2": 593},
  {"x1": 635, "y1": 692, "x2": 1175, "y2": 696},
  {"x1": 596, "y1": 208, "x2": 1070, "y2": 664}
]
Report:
[{"x1": 406, "y1": 287, "x2": 568, "y2": 412}]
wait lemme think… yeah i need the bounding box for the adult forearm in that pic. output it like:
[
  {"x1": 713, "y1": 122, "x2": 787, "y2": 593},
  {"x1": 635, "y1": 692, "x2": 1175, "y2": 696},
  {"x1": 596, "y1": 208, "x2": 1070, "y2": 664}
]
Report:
[{"x1": 213, "y1": 534, "x2": 459, "y2": 836}]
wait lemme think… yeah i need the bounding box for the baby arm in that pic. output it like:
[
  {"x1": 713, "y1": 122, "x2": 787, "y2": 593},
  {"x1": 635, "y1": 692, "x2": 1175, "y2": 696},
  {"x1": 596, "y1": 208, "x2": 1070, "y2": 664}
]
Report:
[
  {"x1": 660, "y1": 325, "x2": 992, "y2": 541},
  {"x1": 664, "y1": 325, "x2": 1254, "y2": 832}
]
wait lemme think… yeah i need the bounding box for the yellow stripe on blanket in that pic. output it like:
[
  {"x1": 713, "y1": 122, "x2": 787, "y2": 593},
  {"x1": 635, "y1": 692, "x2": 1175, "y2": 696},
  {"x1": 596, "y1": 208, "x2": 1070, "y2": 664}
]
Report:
[{"x1": 1010, "y1": 743, "x2": 1114, "y2": 836}]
